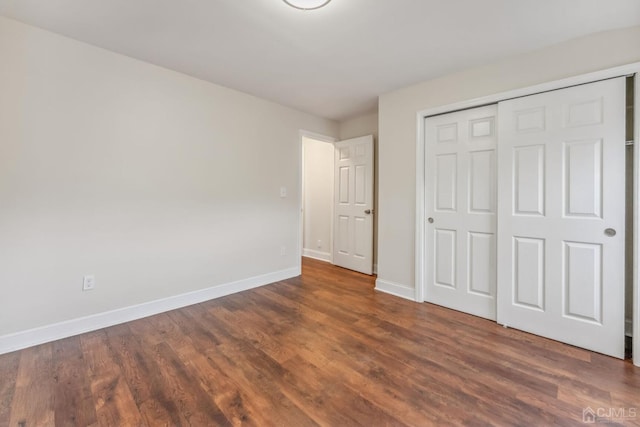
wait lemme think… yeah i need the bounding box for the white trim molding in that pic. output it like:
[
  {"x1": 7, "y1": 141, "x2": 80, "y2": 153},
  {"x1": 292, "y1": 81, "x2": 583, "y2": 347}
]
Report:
[
  {"x1": 302, "y1": 248, "x2": 332, "y2": 263},
  {"x1": 415, "y1": 112, "x2": 426, "y2": 303},
  {"x1": 634, "y1": 71, "x2": 640, "y2": 367},
  {"x1": 299, "y1": 129, "x2": 337, "y2": 144},
  {"x1": 375, "y1": 278, "x2": 416, "y2": 301},
  {"x1": 0, "y1": 267, "x2": 300, "y2": 355}
]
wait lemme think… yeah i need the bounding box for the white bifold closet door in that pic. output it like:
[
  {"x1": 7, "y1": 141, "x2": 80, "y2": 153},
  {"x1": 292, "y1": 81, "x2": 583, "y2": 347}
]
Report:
[
  {"x1": 497, "y1": 77, "x2": 626, "y2": 358},
  {"x1": 425, "y1": 105, "x2": 498, "y2": 320}
]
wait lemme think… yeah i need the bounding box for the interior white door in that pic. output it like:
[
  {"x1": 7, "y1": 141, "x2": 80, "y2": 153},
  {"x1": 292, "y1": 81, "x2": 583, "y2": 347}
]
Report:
[
  {"x1": 497, "y1": 78, "x2": 626, "y2": 358},
  {"x1": 333, "y1": 135, "x2": 374, "y2": 275},
  {"x1": 425, "y1": 105, "x2": 498, "y2": 320}
]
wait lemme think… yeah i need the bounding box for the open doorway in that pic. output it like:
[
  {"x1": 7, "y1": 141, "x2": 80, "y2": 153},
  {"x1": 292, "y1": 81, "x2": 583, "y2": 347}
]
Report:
[
  {"x1": 299, "y1": 131, "x2": 376, "y2": 276},
  {"x1": 301, "y1": 133, "x2": 335, "y2": 264}
]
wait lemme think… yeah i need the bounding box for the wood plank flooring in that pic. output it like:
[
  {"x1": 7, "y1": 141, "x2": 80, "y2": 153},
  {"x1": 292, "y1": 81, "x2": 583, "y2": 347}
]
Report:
[{"x1": 1, "y1": 257, "x2": 639, "y2": 426}]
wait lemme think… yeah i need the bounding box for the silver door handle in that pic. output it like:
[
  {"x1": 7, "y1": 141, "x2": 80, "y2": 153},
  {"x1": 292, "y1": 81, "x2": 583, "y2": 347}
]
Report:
[
  {"x1": 604, "y1": 228, "x2": 616, "y2": 237},
  {"x1": 428, "y1": 217, "x2": 434, "y2": 223},
  {"x1": 364, "y1": 209, "x2": 374, "y2": 215}
]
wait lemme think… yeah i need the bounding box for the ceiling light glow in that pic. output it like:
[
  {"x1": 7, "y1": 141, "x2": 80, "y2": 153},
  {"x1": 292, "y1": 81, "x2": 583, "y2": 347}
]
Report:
[{"x1": 283, "y1": 0, "x2": 331, "y2": 10}]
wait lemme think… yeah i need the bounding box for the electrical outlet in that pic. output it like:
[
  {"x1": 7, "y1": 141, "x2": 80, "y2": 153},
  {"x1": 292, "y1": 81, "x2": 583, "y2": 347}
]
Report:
[
  {"x1": 280, "y1": 246, "x2": 286, "y2": 256},
  {"x1": 280, "y1": 186, "x2": 287, "y2": 198},
  {"x1": 317, "y1": 240, "x2": 322, "y2": 249},
  {"x1": 83, "y1": 275, "x2": 96, "y2": 291}
]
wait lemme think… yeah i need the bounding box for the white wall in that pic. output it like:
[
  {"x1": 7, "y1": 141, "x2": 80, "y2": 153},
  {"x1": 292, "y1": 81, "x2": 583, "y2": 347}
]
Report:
[
  {"x1": 339, "y1": 112, "x2": 378, "y2": 142},
  {"x1": 378, "y1": 26, "x2": 640, "y2": 294},
  {"x1": 302, "y1": 137, "x2": 334, "y2": 262},
  {"x1": 0, "y1": 16, "x2": 338, "y2": 340},
  {"x1": 339, "y1": 112, "x2": 379, "y2": 270}
]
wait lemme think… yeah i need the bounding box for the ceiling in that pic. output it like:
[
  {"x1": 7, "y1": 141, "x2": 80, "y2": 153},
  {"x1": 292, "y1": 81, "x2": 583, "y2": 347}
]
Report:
[{"x1": 1, "y1": 0, "x2": 639, "y2": 121}]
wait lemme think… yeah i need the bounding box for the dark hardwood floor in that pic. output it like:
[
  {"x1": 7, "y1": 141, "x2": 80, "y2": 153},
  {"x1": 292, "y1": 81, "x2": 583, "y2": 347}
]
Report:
[{"x1": 1, "y1": 257, "x2": 639, "y2": 426}]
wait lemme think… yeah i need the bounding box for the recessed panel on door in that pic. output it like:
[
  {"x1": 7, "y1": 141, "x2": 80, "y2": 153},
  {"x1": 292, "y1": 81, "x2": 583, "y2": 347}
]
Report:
[
  {"x1": 435, "y1": 229, "x2": 456, "y2": 289},
  {"x1": 514, "y1": 145, "x2": 545, "y2": 216},
  {"x1": 515, "y1": 107, "x2": 546, "y2": 133},
  {"x1": 339, "y1": 167, "x2": 350, "y2": 204},
  {"x1": 564, "y1": 139, "x2": 602, "y2": 218},
  {"x1": 355, "y1": 165, "x2": 366, "y2": 205},
  {"x1": 468, "y1": 232, "x2": 495, "y2": 297},
  {"x1": 470, "y1": 117, "x2": 494, "y2": 138},
  {"x1": 563, "y1": 241, "x2": 602, "y2": 323},
  {"x1": 354, "y1": 217, "x2": 367, "y2": 259},
  {"x1": 513, "y1": 237, "x2": 545, "y2": 310},
  {"x1": 337, "y1": 216, "x2": 349, "y2": 255},
  {"x1": 565, "y1": 99, "x2": 603, "y2": 128},
  {"x1": 469, "y1": 150, "x2": 495, "y2": 213},
  {"x1": 437, "y1": 123, "x2": 458, "y2": 143},
  {"x1": 435, "y1": 154, "x2": 457, "y2": 212}
]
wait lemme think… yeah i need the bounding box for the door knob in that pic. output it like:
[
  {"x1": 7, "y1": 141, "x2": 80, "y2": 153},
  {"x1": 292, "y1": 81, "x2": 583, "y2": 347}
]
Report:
[
  {"x1": 364, "y1": 209, "x2": 373, "y2": 215},
  {"x1": 604, "y1": 228, "x2": 616, "y2": 237},
  {"x1": 428, "y1": 217, "x2": 434, "y2": 223}
]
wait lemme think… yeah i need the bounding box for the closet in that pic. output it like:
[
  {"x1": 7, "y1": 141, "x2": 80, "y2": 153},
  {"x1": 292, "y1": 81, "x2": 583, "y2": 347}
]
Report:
[{"x1": 424, "y1": 77, "x2": 628, "y2": 358}]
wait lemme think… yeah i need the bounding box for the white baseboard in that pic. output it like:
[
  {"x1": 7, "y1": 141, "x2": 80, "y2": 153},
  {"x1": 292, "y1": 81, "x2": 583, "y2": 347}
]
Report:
[
  {"x1": 626, "y1": 319, "x2": 633, "y2": 337},
  {"x1": 375, "y1": 278, "x2": 416, "y2": 301},
  {"x1": 0, "y1": 267, "x2": 300, "y2": 355},
  {"x1": 302, "y1": 248, "x2": 331, "y2": 263}
]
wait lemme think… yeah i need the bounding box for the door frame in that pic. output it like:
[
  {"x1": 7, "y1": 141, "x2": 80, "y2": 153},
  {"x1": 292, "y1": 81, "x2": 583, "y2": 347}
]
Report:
[
  {"x1": 414, "y1": 62, "x2": 640, "y2": 366},
  {"x1": 634, "y1": 71, "x2": 640, "y2": 366},
  {"x1": 298, "y1": 130, "x2": 337, "y2": 271}
]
